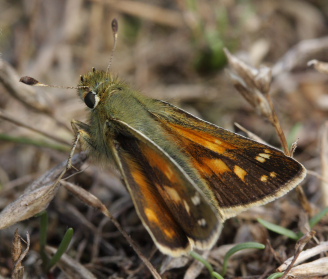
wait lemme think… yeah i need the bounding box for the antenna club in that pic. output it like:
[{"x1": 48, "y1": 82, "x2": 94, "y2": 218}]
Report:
[
  {"x1": 111, "y1": 18, "x2": 118, "y2": 34},
  {"x1": 106, "y1": 19, "x2": 119, "y2": 74},
  {"x1": 20, "y1": 76, "x2": 39, "y2": 86}
]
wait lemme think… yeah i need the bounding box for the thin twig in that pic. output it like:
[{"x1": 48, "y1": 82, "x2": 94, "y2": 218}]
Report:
[
  {"x1": 0, "y1": 109, "x2": 71, "y2": 146},
  {"x1": 266, "y1": 95, "x2": 290, "y2": 156},
  {"x1": 266, "y1": 94, "x2": 312, "y2": 214},
  {"x1": 280, "y1": 231, "x2": 315, "y2": 279}
]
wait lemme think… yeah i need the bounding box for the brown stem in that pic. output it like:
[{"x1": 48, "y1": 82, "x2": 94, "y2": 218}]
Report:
[
  {"x1": 280, "y1": 231, "x2": 315, "y2": 279},
  {"x1": 267, "y1": 95, "x2": 312, "y2": 214},
  {"x1": 267, "y1": 95, "x2": 290, "y2": 156},
  {"x1": 0, "y1": 110, "x2": 71, "y2": 146}
]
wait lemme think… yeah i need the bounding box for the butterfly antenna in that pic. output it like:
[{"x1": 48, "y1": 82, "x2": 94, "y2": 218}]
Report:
[
  {"x1": 19, "y1": 76, "x2": 89, "y2": 90},
  {"x1": 106, "y1": 18, "x2": 118, "y2": 74}
]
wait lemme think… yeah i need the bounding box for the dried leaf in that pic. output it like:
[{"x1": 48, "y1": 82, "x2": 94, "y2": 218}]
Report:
[
  {"x1": 0, "y1": 182, "x2": 60, "y2": 230},
  {"x1": 11, "y1": 231, "x2": 30, "y2": 279},
  {"x1": 0, "y1": 153, "x2": 88, "y2": 230}
]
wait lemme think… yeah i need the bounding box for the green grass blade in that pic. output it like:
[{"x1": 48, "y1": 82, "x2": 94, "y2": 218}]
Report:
[
  {"x1": 287, "y1": 122, "x2": 303, "y2": 147},
  {"x1": 190, "y1": 251, "x2": 214, "y2": 276},
  {"x1": 212, "y1": 271, "x2": 224, "y2": 279},
  {"x1": 257, "y1": 218, "x2": 299, "y2": 240},
  {"x1": 0, "y1": 134, "x2": 69, "y2": 152},
  {"x1": 267, "y1": 272, "x2": 284, "y2": 279},
  {"x1": 190, "y1": 251, "x2": 225, "y2": 278},
  {"x1": 222, "y1": 242, "x2": 265, "y2": 276},
  {"x1": 309, "y1": 207, "x2": 328, "y2": 228},
  {"x1": 46, "y1": 228, "x2": 74, "y2": 271}
]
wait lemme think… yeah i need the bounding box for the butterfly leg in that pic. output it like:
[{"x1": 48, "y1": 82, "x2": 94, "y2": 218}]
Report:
[{"x1": 69, "y1": 119, "x2": 93, "y2": 170}]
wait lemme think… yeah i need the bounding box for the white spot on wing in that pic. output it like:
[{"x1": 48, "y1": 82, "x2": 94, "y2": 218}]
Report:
[
  {"x1": 197, "y1": 218, "x2": 207, "y2": 227},
  {"x1": 259, "y1": 153, "x2": 271, "y2": 159},
  {"x1": 191, "y1": 193, "x2": 201, "y2": 206}
]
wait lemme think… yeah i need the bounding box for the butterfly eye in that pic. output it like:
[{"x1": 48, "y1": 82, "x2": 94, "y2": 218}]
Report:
[{"x1": 84, "y1": 91, "x2": 100, "y2": 109}]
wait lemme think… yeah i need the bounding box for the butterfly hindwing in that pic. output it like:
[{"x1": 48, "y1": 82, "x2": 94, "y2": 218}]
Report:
[{"x1": 109, "y1": 119, "x2": 222, "y2": 256}]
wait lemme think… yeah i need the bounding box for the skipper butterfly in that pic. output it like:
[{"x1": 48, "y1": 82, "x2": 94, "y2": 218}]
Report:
[{"x1": 20, "y1": 19, "x2": 306, "y2": 257}]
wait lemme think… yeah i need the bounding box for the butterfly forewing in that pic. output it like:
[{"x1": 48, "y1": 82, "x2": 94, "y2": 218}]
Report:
[
  {"x1": 110, "y1": 119, "x2": 222, "y2": 256},
  {"x1": 150, "y1": 101, "x2": 306, "y2": 220}
]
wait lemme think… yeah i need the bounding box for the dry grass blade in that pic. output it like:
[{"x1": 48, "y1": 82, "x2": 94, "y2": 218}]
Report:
[
  {"x1": 278, "y1": 241, "x2": 328, "y2": 272},
  {"x1": 224, "y1": 48, "x2": 273, "y2": 121},
  {"x1": 45, "y1": 246, "x2": 97, "y2": 279},
  {"x1": 288, "y1": 257, "x2": 328, "y2": 277},
  {"x1": 225, "y1": 50, "x2": 287, "y2": 155},
  {"x1": 61, "y1": 180, "x2": 162, "y2": 279},
  {"x1": 272, "y1": 36, "x2": 328, "y2": 75},
  {"x1": 0, "y1": 110, "x2": 72, "y2": 146},
  {"x1": 234, "y1": 122, "x2": 267, "y2": 144}
]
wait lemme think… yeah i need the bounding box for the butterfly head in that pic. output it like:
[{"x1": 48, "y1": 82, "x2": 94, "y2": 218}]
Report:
[{"x1": 78, "y1": 68, "x2": 121, "y2": 110}]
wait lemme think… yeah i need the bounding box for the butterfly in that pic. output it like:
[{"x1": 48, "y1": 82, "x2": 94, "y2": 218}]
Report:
[
  {"x1": 19, "y1": 20, "x2": 306, "y2": 258},
  {"x1": 70, "y1": 69, "x2": 305, "y2": 257}
]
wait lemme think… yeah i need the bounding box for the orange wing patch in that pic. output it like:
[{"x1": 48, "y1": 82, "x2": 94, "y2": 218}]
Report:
[
  {"x1": 203, "y1": 158, "x2": 231, "y2": 174},
  {"x1": 122, "y1": 151, "x2": 190, "y2": 254},
  {"x1": 145, "y1": 208, "x2": 160, "y2": 225},
  {"x1": 144, "y1": 207, "x2": 177, "y2": 239},
  {"x1": 234, "y1": 165, "x2": 247, "y2": 182},
  {"x1": 169, "y1": 122, "x2": 237, "y2": 154},
  {"x1": 192, "y1": 157, "x2": 232, "y2": 178},
  {"x1": 142, "y1": 143, "x2": 178, "y2": 182}
]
